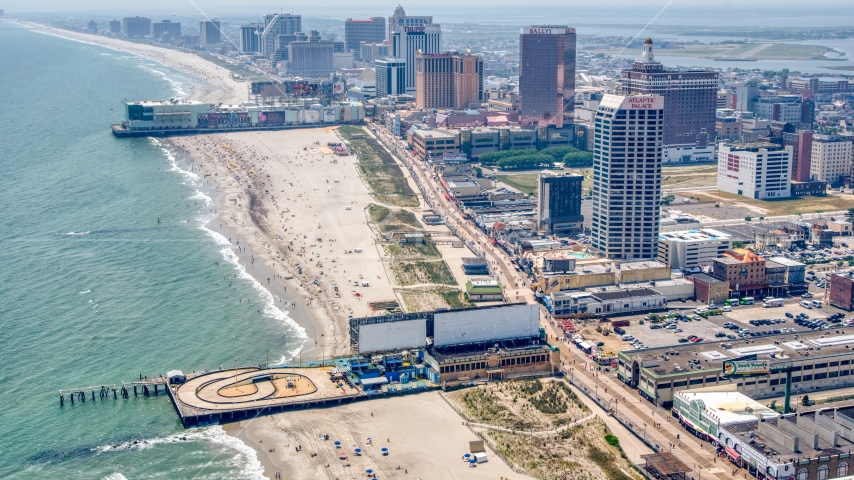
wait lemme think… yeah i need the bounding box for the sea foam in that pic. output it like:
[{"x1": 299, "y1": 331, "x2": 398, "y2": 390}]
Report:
[
  {"x1": 155, "y1": 139, "x2": 306, "y2": 360},
  {"x1": 202, "y1": 224, "x2": 307, "y2": 360},
  {"x1": 93, "y1": 426, "x2": 264, "y2": 479}
]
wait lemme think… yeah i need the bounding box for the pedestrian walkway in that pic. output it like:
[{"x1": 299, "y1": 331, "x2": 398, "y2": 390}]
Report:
[{"x1": 559, "y1": 342, "x2": 746, "y2": 480}]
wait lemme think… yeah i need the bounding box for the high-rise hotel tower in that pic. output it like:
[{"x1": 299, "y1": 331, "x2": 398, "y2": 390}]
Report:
[
  {"x1": 518, "y1": 26, "x2": 576, "y2": 128},
  {"x1": 591, "y1": 94, "x2": 664, "y2": 260}
]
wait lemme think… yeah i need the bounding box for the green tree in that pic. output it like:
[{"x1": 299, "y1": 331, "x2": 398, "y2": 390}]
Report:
[
  {"x1": 661, "y1": 194, "x2": 675, "y2": 206},
  {"x1": 478, "y1": 148, "x2": 538, "y2": 166},
  {"x1": 539, "y1": 145, "x2": 579, "y2": 161},
  {"x1": 802, "y1": 395, "x2": 811, "y2": 406},
  {"x1": 745, "y1": 216, "x2": 753, "y2": 222},
  {"x1": 846, "y1": 207, "x2": 854, "y2": 222},
  {"x1": 732, "y1": 240, "x2": 746, "y2": 249},
  {"x1": 496, "y1": 153, "x2": 554, "y2": 170},
  {"x1": 563, "y1": 151, "x2": 594, "y2": 167},
  {"x1": 472, "y1": 166, "x2": 483, "y2": 178}
]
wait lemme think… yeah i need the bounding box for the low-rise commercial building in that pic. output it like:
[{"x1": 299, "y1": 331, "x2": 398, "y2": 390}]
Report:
[
  {"x1": 769, "y1": 256, "x2": 808, "y2": 296},
  {"x1": 407, "y1": 127, "x2": 460, "y2": 159},
  {"x1": 618, "y1": 330, "x2": 854, "y2": 407},
  {"x1": 422, "y1": 342, "x2": 557, "y2": 387},
  {"x1": 712, "y1": 249, "x2": 768, "y2": 299},
  {"x1": 672, "y1": 389, "x2": 778, "y2": 445},
  {"x1": 537, "y1": 260, "x2": 669, "y2": 295},
  {"x1": 551, "y1": 287, "x2": 666, "y2": 316},
  {"x1": 718, "y1": 410, "x2": 854, "y2": 480},
  {"x1": 658, "y1": 229, "x2": 732, "y2": 269},
  {"x1": 690, "y1": 273, "x2": 730, "y2": 304},
  {"x1": 465, "y1": 278, "x2": 504, "y2": 302}
]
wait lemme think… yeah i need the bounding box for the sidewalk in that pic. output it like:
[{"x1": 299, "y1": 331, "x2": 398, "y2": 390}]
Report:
[{"x1": 559, "y1": 341, "x2": 744, "y2": 480}]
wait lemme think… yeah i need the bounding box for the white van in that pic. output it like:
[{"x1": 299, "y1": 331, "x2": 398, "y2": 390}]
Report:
[
  {"x1": 812, "y1": 300, "x2": 823, "y2": 308},
  {"x1": 621, "y1": 334, "x2": 635, "y2": 341},
  {"x1": 800, "y1": 301, "x2": 813, "y2": 309}
]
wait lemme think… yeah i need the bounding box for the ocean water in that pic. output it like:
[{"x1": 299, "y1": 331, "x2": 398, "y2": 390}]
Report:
[{"x1": 0, "y1": 23, "x2": 305, "y2": 478}]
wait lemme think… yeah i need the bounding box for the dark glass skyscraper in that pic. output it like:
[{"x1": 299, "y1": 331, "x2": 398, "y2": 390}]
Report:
[
  {"x1": 518, "y1": 26, "x2": 576, "y2": 128},
  {"x1": 537, "y1": 173, "x2": 583, "y2": 234}
]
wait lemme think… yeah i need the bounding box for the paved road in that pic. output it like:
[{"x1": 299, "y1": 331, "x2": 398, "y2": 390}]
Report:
[{"x1": 366, "y1": 124, "x2": 534, "y2": 304}]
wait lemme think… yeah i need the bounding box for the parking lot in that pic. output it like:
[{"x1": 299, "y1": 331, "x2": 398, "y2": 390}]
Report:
[{"x1": 599, "y1": 300, "x2": 848, "y2": 352}]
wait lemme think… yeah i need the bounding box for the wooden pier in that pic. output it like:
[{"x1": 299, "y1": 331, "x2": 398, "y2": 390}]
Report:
[
  {"x1": 59, "y1": 377, "x2": 168, "y2": 406},
  {"x1": 59, "y1": 367, "x2": 436, "y2": 428}
]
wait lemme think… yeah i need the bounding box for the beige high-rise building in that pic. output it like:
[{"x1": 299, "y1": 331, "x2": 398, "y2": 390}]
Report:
[
  {"x1": 415, "y1": 50, "x2": 482, "y2": 110},
  {"x1": 810, "y1": 134, "x2": 853, "y2": 187},
  {"x1": 452, "y1": 51, "x2": 483, "y2": 109}
]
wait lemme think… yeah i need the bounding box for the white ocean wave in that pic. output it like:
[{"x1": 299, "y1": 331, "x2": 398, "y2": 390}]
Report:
[
  {"x1": 102, "y1": 474, "x2": 127, "y2": 480},
  {"x1": 139, "y1": 65, "x2": 188, "y2": 98},
  {"x1": 93, "y1": 426, "x2": 264, "y2": 479},
  {"x1": 79, "y1": 290, "x2": 91, "y2": 295},
  {"x1": 190, "y1": 189, "x2": 212, "y2": 204},
  {"x1": 59, "y1": 231, "x2": 90, "y2": 236},
  {"x1": 201, "y1": 225, "x2": 307, "y2": 360}
]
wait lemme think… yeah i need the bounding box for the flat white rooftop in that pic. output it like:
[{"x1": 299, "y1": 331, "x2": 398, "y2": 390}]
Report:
[
  {"x1": 808, "y1": 335, "x2": 854, "y2": 348},
  {"x1": 700, "y1": 351, "x2": 729, "y2": 360},
  {"x1": 677, "y1": 390, "x2": 780, "y2": 425},
  {"x1": 782, "y1": 341, "x2": 809, "y2": 351},
  {"x1": 727, "y1": 344, "x2": 783, "y2": 356}
]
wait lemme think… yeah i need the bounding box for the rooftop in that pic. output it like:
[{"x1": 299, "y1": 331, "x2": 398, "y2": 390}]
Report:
[
  {"x1": 724, "y1": 142, "x2": 787, "y2": 153},
  {"x1": 618, "y1": 261, "x2": 667, "y2": 270},
  {"x1": 676, "y1": 390, "x2": 778, "y2": 424},
  {"x1": 659, "y1": 229, "x2": 732, "y2": 242},
  {"x1": 592, "y1": 288, "x2": 661, "y2": 301},
  {"x1": 768, "y1": 257, "x2": 806, "y2": 268},
  {"x1": 725, "y1": 415, "x2": 852, "y2": 459}
]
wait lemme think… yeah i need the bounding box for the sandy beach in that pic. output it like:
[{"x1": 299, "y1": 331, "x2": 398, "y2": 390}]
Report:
[
  {"x1": 224, "y1": 391, "x2": 534, "y2": 480},
  {"x1": 167, "y1": 128, "x2": 401, "y2": 359},
  {"x1": 17, "y1": 21, "x2": 246, "y2": 105}
]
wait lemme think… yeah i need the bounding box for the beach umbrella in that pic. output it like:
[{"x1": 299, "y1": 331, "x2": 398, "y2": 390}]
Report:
[
  {"x1": 366, "y1": 469, "x2": 373, "y2": 474},
  {"x1": 334, "y1": 441, "x2": 341, "y2": 447},
  {"x1": 381, "y1": 447, "x2": 388, "y2": 452},
  {"x1": 355, "y1": 448, "x2": 362, "y2": 454},
  {"x1": 469, "y1": 458, "x2": 477, "y2": 465},
  {"x1": 463, "y1": 453, "x2": 471, "y2": 458}
]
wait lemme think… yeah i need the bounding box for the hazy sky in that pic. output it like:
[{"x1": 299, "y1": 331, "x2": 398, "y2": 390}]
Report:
[{"x1": 4, "y1": 0, "x2": 853, "y2": 26}]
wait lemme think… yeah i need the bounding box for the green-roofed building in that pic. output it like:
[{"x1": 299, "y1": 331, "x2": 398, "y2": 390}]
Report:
[{"x1": 465, "y1": 278, "x2": 504, "y2": 302}]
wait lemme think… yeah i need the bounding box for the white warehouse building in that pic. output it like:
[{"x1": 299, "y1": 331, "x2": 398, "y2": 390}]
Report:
[
  {"x1": 658, "y1": 228, "x2": 732, "y2": 269},
  {"x1": 717, "y1": 142, "x2": 792, "y2": 200}
]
